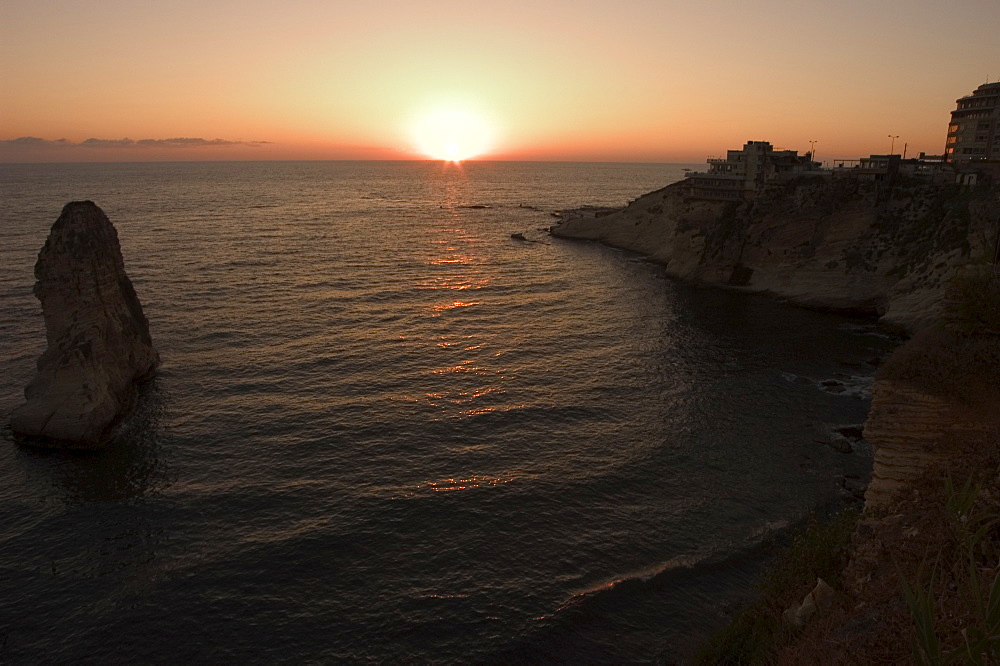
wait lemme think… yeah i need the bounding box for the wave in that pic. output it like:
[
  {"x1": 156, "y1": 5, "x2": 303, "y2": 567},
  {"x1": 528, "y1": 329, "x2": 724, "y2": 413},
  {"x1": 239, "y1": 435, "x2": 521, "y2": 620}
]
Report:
[
  {"x1": 494, "y1": 516, "x2": 806, "y2": 663},
  {"x1": 563, "y1": 517, "x2": 793, "y2": 608}
]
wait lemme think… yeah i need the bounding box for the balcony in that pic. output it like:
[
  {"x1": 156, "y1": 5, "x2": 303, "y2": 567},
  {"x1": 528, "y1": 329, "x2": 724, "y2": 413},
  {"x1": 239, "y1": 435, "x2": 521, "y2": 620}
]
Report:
[{"x1": 687, "y1": 172, "x2": 743, "y2": 180}]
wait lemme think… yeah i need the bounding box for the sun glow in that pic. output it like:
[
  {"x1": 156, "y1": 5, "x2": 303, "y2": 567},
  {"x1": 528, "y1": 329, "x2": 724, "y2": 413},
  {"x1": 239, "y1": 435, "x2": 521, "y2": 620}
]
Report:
[{"x1": 413, "y1": 108, "x2": 494, "y2": 161}]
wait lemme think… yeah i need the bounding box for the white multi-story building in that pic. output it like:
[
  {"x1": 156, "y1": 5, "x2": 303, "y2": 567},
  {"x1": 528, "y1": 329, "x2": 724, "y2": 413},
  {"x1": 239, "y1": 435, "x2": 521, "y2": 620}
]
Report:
[{"x1": 945, "y1": 82, "x2": 1000, "y2": 163}]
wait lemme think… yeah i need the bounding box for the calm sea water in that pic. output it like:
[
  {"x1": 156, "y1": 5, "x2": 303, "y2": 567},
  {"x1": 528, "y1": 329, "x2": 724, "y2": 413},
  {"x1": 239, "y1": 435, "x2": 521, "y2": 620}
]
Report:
[{"x1": 0, "y1": 161, "x2": 893, "y2": 663}]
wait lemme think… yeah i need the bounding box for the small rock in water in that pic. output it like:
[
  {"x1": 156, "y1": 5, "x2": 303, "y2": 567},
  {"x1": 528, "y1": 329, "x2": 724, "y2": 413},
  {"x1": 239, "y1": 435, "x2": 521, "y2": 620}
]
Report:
[
  {"x1": 825, "y1": 437, "x2": 853, "y2": 453},
  {"x1": 10, "y1": 201, "x2": 159, "y2": 448},
  {"x1": 835, "y1": 425, "x2": 865, "y2": 441}
]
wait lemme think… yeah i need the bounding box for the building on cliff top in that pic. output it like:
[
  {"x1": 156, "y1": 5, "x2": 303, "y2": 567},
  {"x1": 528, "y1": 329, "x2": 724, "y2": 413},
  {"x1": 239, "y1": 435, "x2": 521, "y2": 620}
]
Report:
[
  {"x1": 946, "y1": 82, "x2": 1000, "y2": 164},
  {"x1": 846, "y1": 154, "x2": 952, "y2": 184},
  {"x1": 683, "y1": 140, "x2": 821, "y2": 201}
]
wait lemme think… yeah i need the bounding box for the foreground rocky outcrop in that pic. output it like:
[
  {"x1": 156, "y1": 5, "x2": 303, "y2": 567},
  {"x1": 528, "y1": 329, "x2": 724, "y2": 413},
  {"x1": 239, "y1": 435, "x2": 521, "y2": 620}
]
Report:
[
  {"x1": 862, "y1": 271, "x2": 1000, "y2": 506},
  {"x1": 10, "y1": 201, "x2": 159, "y2": 448},
  {"x1": 553, "y1": 177, "x2": 1000, "y2": 334},
  {"x1": 770, "y1": 270, "x2": 1000, "y2": 662}
]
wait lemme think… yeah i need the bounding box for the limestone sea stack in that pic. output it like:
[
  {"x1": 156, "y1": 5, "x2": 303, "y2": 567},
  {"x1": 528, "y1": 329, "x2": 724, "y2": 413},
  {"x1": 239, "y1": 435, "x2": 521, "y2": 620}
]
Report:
[{"x1": 10, "y1": 201, "x2": 159, "y2": 448}]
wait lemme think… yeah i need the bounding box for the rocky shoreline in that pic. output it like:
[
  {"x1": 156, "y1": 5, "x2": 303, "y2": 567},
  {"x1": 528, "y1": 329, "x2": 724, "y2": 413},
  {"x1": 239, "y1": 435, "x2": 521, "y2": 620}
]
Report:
[{"x1": 554, "y1": 176, "x2": 1000, "y2": 659}]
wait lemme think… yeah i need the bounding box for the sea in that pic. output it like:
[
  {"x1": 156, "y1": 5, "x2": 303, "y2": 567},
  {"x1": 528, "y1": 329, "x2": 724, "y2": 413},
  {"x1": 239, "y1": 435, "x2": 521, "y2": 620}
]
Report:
[{"x1": 0, "y1": 161, "x2": 895, "y2": 663}]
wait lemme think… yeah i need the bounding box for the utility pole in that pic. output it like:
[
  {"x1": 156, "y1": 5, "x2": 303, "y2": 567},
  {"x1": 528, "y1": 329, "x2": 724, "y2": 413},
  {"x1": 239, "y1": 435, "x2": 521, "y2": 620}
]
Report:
[
  {"x1": 903, "y1": 142, "x2": 908, "y2": 159},
  {"x1": 888, "y1": 135, "x2": 899, "y2": 155}
]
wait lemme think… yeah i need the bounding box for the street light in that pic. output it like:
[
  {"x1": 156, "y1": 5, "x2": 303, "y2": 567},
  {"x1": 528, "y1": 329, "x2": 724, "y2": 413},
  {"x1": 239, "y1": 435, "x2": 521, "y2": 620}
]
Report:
[
  {"x1": 809, "y1": 140, "x2": 818, "y2": 164},
  {"x1": 888, "y1": 135, "x2": 899, "y2": 155}
]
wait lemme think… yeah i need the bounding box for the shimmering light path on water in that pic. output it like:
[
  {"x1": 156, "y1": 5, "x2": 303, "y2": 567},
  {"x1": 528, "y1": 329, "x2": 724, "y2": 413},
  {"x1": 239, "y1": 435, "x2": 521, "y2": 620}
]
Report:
[{"x1": 0, "y1": 161, "x2": 894, "y2": 662}]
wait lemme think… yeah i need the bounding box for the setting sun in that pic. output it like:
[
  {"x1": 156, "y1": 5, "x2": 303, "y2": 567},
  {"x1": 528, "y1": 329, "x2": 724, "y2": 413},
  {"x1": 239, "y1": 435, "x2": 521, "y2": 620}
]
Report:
[{"x1": 412, "y1": 108, "x2": 494, "y2": 161}]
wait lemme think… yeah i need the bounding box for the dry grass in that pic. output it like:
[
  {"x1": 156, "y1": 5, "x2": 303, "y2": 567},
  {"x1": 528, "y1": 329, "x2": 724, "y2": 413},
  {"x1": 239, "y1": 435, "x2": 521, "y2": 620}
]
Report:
[{"x1": 777, "y1": 438, "x2": 1000, "y2": 665}]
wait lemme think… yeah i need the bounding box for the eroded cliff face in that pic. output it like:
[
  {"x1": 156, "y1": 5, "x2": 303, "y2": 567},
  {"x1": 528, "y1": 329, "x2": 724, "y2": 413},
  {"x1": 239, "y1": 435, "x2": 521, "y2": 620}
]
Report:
[
  {"x1": 862, "y1": 381, "x2": 999, "y2": 508},
  {"x1": 553, "y1": 178, "x2": 999, "y2": 334},
  {"x1": 10, "y1": 201, "x2": 159, "y2": 448}
]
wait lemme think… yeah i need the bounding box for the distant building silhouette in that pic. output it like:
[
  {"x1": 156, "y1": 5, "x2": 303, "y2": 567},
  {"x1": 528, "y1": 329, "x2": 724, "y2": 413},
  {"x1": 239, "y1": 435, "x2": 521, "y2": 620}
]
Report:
[{"x1": 684, "y1": 140, "x2": 820, "y2": 201}]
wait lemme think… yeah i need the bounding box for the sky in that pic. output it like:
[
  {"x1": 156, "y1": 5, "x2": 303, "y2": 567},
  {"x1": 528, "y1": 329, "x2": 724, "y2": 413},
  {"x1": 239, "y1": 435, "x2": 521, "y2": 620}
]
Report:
[{"x1": 2, "y1": 0, "x2": 998, "y2": 163}]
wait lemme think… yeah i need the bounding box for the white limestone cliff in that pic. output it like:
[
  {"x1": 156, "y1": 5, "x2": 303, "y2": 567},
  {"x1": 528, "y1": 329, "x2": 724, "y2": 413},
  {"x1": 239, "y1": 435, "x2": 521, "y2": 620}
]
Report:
[{"x1": 553, "y1": 178, "x2": 999, "y2": 334}]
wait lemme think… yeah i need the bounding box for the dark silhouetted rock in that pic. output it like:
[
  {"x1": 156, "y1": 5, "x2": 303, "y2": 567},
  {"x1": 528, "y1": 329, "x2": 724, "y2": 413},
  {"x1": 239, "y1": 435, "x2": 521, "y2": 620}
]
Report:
[
  {"x1": 835, "y1": 425, "x2": 865, "y2": 440},
  {"x1": 10, "y1": 201, "x2": 159, "y2": 448}
]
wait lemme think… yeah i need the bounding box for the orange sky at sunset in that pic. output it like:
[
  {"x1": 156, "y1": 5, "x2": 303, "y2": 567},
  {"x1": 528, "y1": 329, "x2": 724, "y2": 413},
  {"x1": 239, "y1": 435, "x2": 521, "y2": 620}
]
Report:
[{"x1": 2, "y1": 0, "x2": 998, "y2": 164}]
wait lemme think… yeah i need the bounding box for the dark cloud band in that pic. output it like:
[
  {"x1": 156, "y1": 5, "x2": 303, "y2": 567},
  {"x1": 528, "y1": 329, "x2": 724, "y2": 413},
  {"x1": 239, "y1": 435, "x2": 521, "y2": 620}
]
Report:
[{"x1": 1, "y1": 136, "x2": 271, "y2": 149}]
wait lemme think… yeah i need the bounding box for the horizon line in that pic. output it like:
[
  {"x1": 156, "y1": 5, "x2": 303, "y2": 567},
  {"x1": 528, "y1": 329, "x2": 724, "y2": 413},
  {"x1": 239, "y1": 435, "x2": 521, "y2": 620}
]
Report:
[{"x1": 0, "y1": 158, "x2": 709, "y2": 167}]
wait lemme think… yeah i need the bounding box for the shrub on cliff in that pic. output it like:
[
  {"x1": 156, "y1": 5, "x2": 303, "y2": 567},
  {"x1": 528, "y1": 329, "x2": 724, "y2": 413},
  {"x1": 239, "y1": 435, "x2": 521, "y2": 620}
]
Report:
[
  {"x1": 878, "y1": 269, "x2": 1000, "y2": 408},
  {"x1": 694, "y1": 511, "x2": 859, "y2": 665},
  {"x1": 943, "y1": 269, "x2": 1000, "y2": 335}
]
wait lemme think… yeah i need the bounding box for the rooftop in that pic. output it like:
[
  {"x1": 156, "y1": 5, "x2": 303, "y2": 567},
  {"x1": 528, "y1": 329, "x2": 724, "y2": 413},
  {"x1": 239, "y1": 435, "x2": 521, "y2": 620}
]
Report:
[{"x1": 958, "y1": 82, "x2": 1000, "y2": 100}]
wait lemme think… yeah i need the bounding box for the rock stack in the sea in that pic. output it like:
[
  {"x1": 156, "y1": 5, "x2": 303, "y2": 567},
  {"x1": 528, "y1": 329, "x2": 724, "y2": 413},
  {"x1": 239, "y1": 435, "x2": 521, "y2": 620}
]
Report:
[{"x1": 10, "y1": 201, "x2": 159, "y2": 448}]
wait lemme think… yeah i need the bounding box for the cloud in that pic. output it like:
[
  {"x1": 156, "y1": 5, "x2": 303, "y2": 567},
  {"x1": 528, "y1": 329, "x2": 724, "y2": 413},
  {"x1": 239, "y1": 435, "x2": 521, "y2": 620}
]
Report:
[
  {"x1": 2, "y1": 136, "x2": 70, "y2": 147},
  {"x1": 80, "y1": 138, "x2": 137, "y2": 148},
  {"x1": 0, "y1": 136, "x2": 271, "y2": 149},
  {"x1": 135, "y1": 137, "x2": 273, "y2": 147}
]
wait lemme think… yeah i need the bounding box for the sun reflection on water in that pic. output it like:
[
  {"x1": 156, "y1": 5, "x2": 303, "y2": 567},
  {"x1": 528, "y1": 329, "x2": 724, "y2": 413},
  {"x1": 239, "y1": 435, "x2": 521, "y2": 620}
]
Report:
[
  {"x1": 418, "y1": 474, "x2": 516, "y2": 493},
  {"x1": 432, "y1": 301, "x2": 481, "y2": 313},
  {"x1": 428, "y1": 256, "x2": 473, "y2": 265},
  {"x1": 423, "y1": 385, "x2": 506, "y2": 406},
  {"x1": 419, "y1": 275, "x2": 491, "y2": 291},
  {"x1": 432, "y1": 362, "x2": 498, "y2": 376}
]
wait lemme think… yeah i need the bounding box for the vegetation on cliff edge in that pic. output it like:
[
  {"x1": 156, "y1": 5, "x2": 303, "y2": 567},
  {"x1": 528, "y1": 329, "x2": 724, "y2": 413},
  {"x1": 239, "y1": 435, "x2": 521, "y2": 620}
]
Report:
[
  {"x1": 877, "y1": 269, "x2": 1000, "y2": 408},
  {"x1": 693, "y1": 510, "x2": 859, "y2": 665}
]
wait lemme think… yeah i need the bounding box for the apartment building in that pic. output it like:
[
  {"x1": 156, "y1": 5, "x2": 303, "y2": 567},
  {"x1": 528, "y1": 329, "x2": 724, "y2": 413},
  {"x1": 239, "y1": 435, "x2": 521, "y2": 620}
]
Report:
[{"x1": 945, "y1": 82, "x2": 1000, "y2": 162}]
